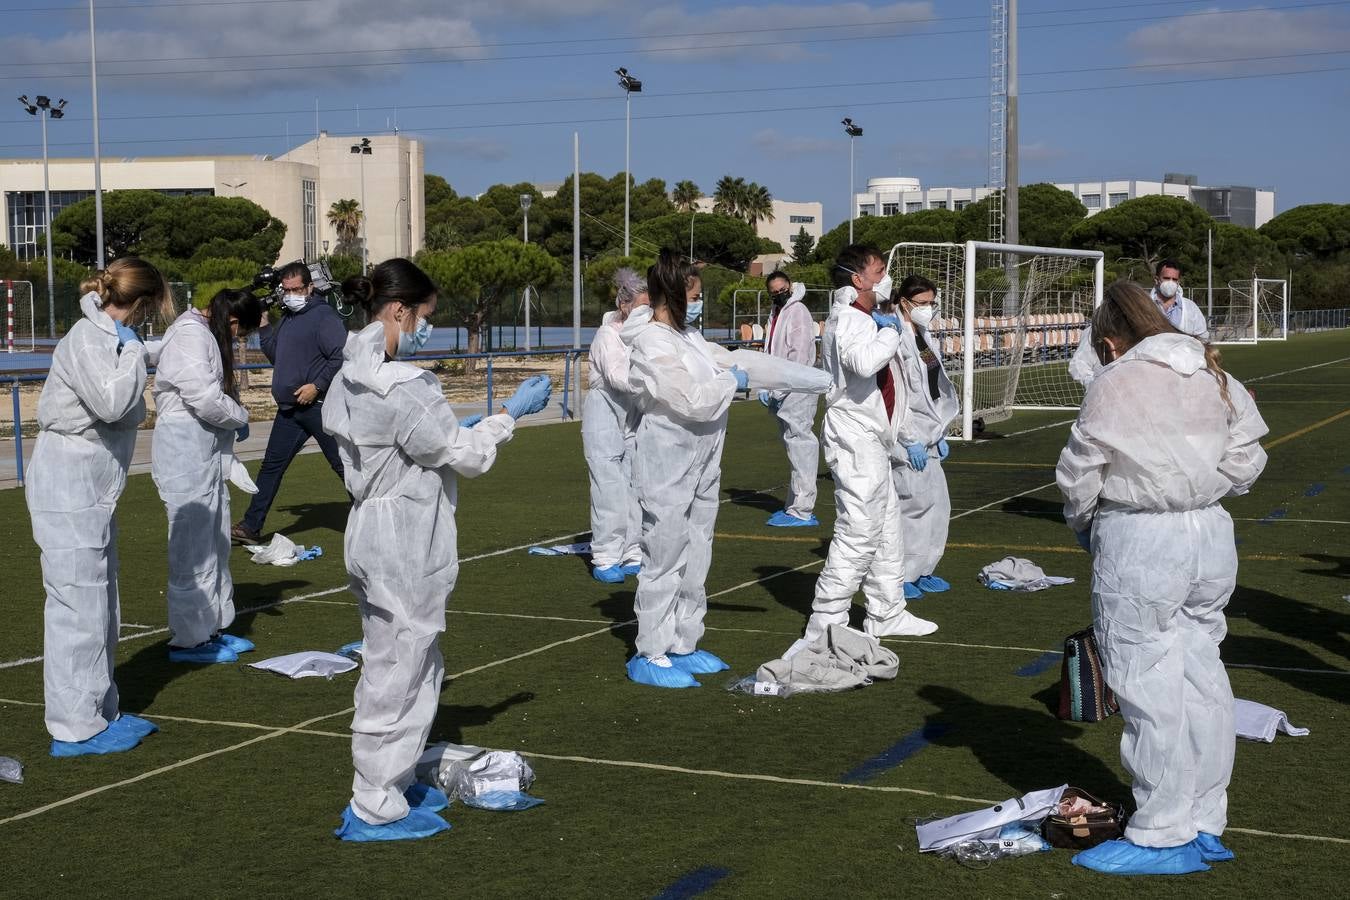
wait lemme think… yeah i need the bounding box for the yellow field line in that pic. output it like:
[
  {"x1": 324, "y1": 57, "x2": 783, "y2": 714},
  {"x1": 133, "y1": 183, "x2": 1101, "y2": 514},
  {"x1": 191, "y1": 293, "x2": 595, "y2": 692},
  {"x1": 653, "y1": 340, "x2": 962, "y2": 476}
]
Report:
[{"x1": 1263, "y1": 408, "x2": 1350, "y2": 450}]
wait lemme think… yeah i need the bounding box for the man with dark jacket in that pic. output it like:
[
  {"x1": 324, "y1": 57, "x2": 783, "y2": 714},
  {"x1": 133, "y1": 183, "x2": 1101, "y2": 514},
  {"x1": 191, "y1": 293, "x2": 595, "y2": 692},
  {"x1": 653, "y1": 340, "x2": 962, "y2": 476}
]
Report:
[{"x1": 232, "y1": 262, "x2": 348, "y2": 543}]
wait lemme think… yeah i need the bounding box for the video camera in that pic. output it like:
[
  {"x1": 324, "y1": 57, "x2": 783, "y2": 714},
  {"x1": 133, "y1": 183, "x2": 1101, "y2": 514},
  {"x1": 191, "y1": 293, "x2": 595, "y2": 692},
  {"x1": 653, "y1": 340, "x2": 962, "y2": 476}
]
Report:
[{"x1": 253, "y1": 259, "x2": 353, "y2": 318}]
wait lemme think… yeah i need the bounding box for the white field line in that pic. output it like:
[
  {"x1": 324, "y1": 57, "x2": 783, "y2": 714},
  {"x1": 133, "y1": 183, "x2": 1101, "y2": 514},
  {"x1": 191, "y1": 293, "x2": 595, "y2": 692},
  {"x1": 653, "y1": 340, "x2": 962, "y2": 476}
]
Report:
[
  {"x1": 950, "y1": 508, "x2": 1350, "y2": 526},
  {"x1": 1245, "y1": 355, "x2": 1350, "y2": 383}
]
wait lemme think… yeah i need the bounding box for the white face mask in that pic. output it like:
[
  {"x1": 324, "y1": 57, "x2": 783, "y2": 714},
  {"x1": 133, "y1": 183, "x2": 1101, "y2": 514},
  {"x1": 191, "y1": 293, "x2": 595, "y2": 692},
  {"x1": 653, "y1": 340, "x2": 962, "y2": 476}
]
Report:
[
  {"x1": 909, "y1": 304, "x2": 936, "y2": 329},
  {"x1": 872, "y1": 273, "x2": 894, "y2": 303},
  {"x1": 1156, "y1": 279, "x2": 1180, "y2": 300},
  {"x1": 281, "y1": 292, "x2": 309, "y2": 312}
]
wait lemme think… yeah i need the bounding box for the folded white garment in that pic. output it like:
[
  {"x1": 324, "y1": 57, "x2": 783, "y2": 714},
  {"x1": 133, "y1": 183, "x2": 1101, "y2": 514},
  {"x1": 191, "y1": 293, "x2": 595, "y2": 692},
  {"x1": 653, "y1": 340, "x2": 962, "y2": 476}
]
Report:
[
  {"x1": 1234, "y1": 698, "x2": 1310, "y2": 742},
  {"x1": 978, "y1": 556, "x2": 1075, "y2": 592},
  {"x1": 247, "y1": 651, "x2": 358, "y2": 680}
]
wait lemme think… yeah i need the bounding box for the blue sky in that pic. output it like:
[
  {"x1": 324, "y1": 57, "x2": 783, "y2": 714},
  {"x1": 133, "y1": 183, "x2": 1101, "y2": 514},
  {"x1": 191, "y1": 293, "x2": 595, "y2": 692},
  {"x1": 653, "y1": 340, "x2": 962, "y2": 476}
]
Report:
[{"x1": 1, "y1": 0, "x2": 1347, "y2": 228}]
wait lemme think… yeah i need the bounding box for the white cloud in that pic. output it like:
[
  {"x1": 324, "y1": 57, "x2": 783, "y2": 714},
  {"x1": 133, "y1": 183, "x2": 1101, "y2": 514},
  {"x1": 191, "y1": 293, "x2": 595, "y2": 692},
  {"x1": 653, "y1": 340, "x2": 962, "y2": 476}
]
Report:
[
  {"x1": 637, "y1": 2, "x2": 935, "y2": 61},
  {"x1": 1126, "y1": 6, "x2": 1350, "y2": 70},
  {"x1": 751, "y1": 128, "x2": 837, "y2": 158}
]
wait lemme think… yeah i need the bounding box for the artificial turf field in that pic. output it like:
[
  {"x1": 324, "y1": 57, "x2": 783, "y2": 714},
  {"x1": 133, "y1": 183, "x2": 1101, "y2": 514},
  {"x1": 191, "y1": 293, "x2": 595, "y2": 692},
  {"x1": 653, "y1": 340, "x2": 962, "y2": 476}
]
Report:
[{"x1": 0, "y1": 331, "x2": 1346, "y2": 899}]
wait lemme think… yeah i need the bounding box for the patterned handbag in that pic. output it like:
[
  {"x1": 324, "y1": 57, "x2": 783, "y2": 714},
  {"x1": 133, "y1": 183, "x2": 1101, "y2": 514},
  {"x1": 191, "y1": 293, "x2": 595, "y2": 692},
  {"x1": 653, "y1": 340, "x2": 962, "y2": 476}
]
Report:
[{"x1": 1057, "y1": 626, "x2": 1120, "y2": 722}]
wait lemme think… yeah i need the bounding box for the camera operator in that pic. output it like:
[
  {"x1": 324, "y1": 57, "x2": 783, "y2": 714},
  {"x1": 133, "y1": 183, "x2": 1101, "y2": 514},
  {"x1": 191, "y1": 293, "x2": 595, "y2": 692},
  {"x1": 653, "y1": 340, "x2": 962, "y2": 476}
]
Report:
[{"x1": 232, "y1": 261, "x2": 348, "y2": 544}]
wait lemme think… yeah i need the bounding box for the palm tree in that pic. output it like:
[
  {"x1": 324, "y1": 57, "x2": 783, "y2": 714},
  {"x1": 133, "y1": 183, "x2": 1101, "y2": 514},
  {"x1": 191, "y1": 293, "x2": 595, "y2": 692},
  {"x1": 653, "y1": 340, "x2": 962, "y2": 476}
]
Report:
[
  {"x1": 672, "y1": 180, "x2": 702, "y2": 213},
  {"x1": 742, "y1": 183, "x2": 775, "y2": 229},
  {"x1": 712, "y1": 175, "x2": 747, "y2": 219},
  {"x1": 327, "y1": 199, "x2": 363, "y2": 253}
]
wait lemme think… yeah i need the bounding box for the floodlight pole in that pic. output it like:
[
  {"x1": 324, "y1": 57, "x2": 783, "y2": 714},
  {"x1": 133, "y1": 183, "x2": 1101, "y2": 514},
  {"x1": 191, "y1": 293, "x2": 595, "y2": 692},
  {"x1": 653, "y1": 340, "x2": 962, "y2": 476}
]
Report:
[
  {"x1": 351, "y1": 138, "x2": 372, "y2": 273},
  {"x1": 616, "y1": 68, "x2": 642, "y2": 258},
  {"x1": 842, "y1": 118, "x2": 863, "y2": 244},
  {"x1": 89, "y1": 0, "x2": 105, "y2": 268},
  {"x1": 40, "y1": 107, "x2": 55, "y2": 338},
  {"x1": 521, "y1": 192, "x2": 533, "y2": 352}
]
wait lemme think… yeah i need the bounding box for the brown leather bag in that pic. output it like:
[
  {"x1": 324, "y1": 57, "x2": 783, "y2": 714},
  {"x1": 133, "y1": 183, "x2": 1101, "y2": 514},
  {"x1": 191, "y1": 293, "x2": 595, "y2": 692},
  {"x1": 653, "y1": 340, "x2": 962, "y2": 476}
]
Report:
[{"x1": 1042, "y1": 787, "x2": 1127, "y2": 850}]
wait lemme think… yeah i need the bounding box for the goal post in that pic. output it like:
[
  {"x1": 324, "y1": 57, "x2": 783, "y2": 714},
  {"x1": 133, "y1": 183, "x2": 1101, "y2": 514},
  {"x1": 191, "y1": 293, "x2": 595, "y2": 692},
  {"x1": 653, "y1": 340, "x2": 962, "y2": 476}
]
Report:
[
  {"x1": 886, "y1": 241, "x2": 1104, "y2": 440},
  {"x1": 5, "y1": 280, "x2": 35, "y2": 353},
  {"x1": 1210, "y1": 278, "x2": 1288, "y2": 344}
]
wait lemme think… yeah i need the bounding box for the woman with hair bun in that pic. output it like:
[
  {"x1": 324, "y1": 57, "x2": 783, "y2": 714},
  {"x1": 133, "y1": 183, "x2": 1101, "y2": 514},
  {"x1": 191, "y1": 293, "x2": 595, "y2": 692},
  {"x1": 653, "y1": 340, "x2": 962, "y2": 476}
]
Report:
[
  {"x1": 27, "y1": 256, "x2": 174, "y2": 757},
  {"x1": 323, "y1": 258, "x2": 552, "y2": 842},
  {"x1": 152, "y1": 287, "x2": 265, "y2": 665}
]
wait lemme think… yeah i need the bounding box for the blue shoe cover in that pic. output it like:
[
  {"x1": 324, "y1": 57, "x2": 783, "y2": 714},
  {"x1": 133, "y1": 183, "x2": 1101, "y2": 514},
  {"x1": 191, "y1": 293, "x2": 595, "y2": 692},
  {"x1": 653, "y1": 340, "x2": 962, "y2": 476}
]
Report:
[
  {"x1": 337, "y1": 640, "x2": 364, "y2": 659},
  {"x1": 916, "y1": 574, "x2": 950, "y2": 593},
  {"x1": 1192, "y1": 832, "x2": 1234, "y2": 862},
  {"x1": 334, "y1": 805, "x2": 450, "y2": 842},
  {"x1": 109, "y1": 714, "x2": 159, "y2": 740},
  {"x1": 405, "y1": 783, "x2": 449, "y2": 812},
  {"x1": 463, "y1": 790, "x2": 546, "y2": 811},
  {"x1": 1071, "y1": 839, "x2": 1210, "y2": 875},
  {"x1": 903, "y1": 582, "x2": 923, "y2": 600},
  {"x1": 668, "y1": 649, "x2": 730, "y2": 674},
  {"x1": 214, "y1": 633, "x2": 255, "y2": 654},
  {"x1": 766, "y1": 510, "x2": 819, "y2": 527},
  {"x1": 626, "y1": 655, "x2": 700, "y2": 688},
  {"x1": 51, "y1": 723, "x2": 143, "y2": 758},
  {"x1": 168, "y1": 640, "x2": 239, "y2": 664},
  {"x1": 592, "y1": 565, "x2": 626, "y2": 584},
  {"x1": 620, "y1": 563, "x2": 642, "y2": 576}
]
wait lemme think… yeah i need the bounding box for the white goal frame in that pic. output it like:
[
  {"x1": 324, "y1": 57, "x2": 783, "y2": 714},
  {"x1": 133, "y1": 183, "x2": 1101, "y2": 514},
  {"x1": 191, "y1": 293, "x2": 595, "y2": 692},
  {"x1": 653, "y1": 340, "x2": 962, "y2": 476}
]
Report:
[{"x1": 5, "y1": 279, "x2": 35, "y2": 353}]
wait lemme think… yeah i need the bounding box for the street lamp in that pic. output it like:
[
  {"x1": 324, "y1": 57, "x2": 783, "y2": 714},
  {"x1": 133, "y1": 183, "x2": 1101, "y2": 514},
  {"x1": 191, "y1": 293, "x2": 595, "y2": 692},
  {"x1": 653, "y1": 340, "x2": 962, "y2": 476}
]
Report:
[
  {"x1": 19, "y1": 94, "x2": 65, "y2": 339},
  {"x1": 616, "y1": 67, "x2": 642, "y2": 257},
  {"x1": 520, "y1": 192, "x2": 533, "y2": 351},
  {"x1": 350, "y1": 137, "x2": 371, "y2": 273},
  {"x1": 842, "y1": 118, "x2": 863, "y2": 244}
]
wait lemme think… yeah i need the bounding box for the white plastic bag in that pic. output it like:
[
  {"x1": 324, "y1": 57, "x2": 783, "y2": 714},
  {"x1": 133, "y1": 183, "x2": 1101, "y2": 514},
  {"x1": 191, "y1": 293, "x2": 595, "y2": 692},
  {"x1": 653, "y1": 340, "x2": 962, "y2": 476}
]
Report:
[
  {"x1": 247, "y1": 651, "x2": 357, "y2": 680},
  {"x1": 917, "y1": 785, "x2": 1067, "y2": 852}
]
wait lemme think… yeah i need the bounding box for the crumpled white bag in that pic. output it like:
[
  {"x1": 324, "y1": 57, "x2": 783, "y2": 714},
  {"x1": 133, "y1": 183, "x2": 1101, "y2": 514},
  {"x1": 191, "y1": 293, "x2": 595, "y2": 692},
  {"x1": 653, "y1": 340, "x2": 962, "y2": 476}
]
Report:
[
  {"x1": 0, "y1": 756, "x2": 22, "y2": 785},
  {"x1": 223, "y1": 455, "x2": 258, "y2": 494},
  {"x1": 247, "y1": 651, "x2": 358, "y2": 680},
  {"x1": 978, "y1": 556, "x2": 1075, "y2": 592},
  {"x1": 1235, "y1": 698, "x2": 1310, "y2": 742},
  {"x1": 917, "y1": 785, "x2": 1068, "y2": 852},
  {"x1": 244, "y1": 533, "x2": 300, "y2": 566},
  {"x1": 416, "y1": 742, "x2": 536, "y2": 801}
]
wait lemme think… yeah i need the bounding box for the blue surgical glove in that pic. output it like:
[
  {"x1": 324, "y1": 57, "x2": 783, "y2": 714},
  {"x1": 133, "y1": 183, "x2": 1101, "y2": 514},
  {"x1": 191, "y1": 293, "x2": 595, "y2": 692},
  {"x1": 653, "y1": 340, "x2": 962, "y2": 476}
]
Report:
[
  {"x1": 871, "y1": 310, "x2": 900, "y2": 330},
  {"x1": 114, "y1": 321, "x2": 140, "y2": 347},
  {"x1": 730, "y1": 366, "x2": 749, "y2": 391},
  {"x1": 1076, "y1": 530, "x2": 1092, "y2": 553},
  {"x1": 904, "y1": 442, "x2": 928, "y2": 471},
  {"x1": 235, "y1": 423, "x2": 250, "y2": 442},
  {"x1": 502, "y1": 374, "x2": 552, "y2": 419},
  {"x1": 937, "y1": 438, "x2": 950, "y2": 460},
  {"x1": 459, "y1": 414, "x2": 483, "y2": 429}
]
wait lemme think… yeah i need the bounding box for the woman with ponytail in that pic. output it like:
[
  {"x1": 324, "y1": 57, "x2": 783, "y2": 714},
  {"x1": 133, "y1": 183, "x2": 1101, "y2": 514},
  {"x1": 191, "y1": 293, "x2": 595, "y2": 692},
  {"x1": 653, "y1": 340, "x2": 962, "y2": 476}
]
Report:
[
  {"x1": 1056, "y1": 280, "x2": 1268, "y2": 875},
  {"x1": 322, "y1": 258, "x2": 552, "y2": 842},
  {"x1": 26, "y1": 257, "x2": 173, "y2": 756},
  {"x1": 151, "y1": 287, "x2": 264, "y2": 664}
]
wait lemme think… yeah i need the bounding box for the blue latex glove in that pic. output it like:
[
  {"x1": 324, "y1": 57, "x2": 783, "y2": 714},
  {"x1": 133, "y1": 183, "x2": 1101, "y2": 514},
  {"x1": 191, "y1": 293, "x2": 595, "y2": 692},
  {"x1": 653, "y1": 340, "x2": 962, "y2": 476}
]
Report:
[
  {"x1": 459, "y1": 414, "x2": 483, "y2": 429},
  {"x1": 870, "y1": 310, "x2": 900, "y2": 330},
  {"x1": 904, "y1": 442, "x2": 928, "y2": 471},
  {"x1": 235, "y1": 423, "x2": 250, "y2": 442},
  {"x1": 502, "y1": 374, "x2": 552, "y2": 419},
  {"x1": 730, "y1": 366, "x2": 749, "y2": 391},
  {"x1": 937, "y1": 438, "x2": 950, "y2": 460},
  {"x1": 114, "y1": 321, "x2": 140, "y2": 347},
  {"x1": 1076, "y1": 530, "x2": 1092, "y2": 553}
]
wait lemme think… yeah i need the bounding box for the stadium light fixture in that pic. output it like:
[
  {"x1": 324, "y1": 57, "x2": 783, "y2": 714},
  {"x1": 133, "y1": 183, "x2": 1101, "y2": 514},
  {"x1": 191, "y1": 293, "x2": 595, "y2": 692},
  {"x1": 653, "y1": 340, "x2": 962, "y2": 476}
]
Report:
[
  {"x1": 19, "y1": 93, "x2": 67, "y2": 338},
  {"x1": 616, "y1": 68, "x2": 642, "y2": 257},
  {"x1": 842, "y1": 118, "x2": 863, "y2": 243}
]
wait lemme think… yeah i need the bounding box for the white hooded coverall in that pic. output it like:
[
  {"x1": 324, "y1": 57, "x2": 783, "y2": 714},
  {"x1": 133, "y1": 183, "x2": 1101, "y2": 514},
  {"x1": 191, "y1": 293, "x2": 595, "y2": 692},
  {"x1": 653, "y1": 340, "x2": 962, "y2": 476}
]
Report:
[
  {"x1": 1056, "y1": 332, "x2": 1267, "y2": 848},
  {"x1": 893, "y1": 318, "x2": 960, "y2": 580},
  {"x1": 323, "y1": 323, "x2": 516, "y2": 825},
  {"x1": 151, "y1": 309, "x2": 249, "y2": 649},
  {"x1": 623, "y1": 308, "x2": 829, "y2": 659},
  {"x1": 1069, "y1": 289, "x2": 1210, "y2": 387},
  {"x1": 764, "y1": 283, "x2": 821, "y2": 520},
  {"x1": 26, "y1": 292, "x2": 147, "y2": 742},
  {"x1": 582, "y1": 310, "x2": 641, "y2": 569},
  {"x1": 807, "y1": 289, "x2": 910, "y2": 642}
]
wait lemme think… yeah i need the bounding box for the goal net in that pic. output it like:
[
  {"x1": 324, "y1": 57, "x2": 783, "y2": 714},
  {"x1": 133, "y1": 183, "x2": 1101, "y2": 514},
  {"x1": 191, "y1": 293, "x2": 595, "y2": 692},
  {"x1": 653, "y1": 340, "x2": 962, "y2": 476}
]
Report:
[
  {"x1": 1208, "y1": 278, "x2": 1289, "y2": 344},
  {"x1": 5, "y1": 280, "x2": 35, "y2": 352},
  {"x1": 885, "y1": 241, "x2": 1104, "y2": 440}
]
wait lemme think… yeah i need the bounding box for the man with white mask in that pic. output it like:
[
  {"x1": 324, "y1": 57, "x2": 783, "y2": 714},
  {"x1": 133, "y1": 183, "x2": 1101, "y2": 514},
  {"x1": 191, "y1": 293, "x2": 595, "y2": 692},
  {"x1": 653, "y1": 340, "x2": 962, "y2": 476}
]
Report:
[
  {"x1": 1070, "y1": 259, "x2": 1208, "y2": 387},
  {"x1": 233, "y1": 261, "x2": 349, "y2": 544}
]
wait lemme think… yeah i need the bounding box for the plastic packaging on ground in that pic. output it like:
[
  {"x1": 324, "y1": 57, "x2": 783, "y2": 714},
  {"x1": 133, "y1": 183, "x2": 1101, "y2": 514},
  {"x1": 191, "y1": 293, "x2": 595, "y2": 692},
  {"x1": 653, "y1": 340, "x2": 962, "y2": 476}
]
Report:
[
  {"x1": 0, "y1": 756, "x2": 22, "y2": 784},
  {"x1": 415, "y1": 742, "x2": 544, "y2": 811}
]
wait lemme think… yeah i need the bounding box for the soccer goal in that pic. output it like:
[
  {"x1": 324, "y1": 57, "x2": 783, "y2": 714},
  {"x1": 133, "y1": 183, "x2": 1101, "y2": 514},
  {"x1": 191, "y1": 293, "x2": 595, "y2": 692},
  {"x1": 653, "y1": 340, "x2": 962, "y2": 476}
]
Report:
[
  {"x1": 1208, "y1": 278, "x2": 1289, "y2": 344},
  {"x1": 5, "y1": 280, "x2": 35, "y2": 352},
  {"x1": 885, "y1": 241, "x2": 1105, "y2": 440}
]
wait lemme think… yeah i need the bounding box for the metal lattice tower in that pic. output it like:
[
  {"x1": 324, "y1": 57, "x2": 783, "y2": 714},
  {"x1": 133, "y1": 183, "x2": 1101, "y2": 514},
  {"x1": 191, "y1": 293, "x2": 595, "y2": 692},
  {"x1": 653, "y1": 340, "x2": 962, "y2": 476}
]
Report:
[{"x1": 988, "y1": 0, "x2": 1007, "y2": 246}]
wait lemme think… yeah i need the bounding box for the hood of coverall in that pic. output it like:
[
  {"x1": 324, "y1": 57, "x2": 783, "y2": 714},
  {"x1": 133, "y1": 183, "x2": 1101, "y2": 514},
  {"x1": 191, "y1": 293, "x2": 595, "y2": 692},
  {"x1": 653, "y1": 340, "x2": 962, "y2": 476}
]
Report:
[{"x1": 1109, "y1": 331, "x2": 1206, "y2": 376}]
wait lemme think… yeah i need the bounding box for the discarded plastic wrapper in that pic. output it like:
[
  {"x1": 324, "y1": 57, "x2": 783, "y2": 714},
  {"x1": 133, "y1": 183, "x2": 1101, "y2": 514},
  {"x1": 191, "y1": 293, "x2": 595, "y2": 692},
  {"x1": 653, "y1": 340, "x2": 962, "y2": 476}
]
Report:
[
  {"x1": 978, "y1": 557, "x2": 1075, "y2": 593},
  {"x1": 247, "y1": 651, "x2": 358, "y2": 680},
  {"x1": 337, "y1": 640, "x2": 364, "y2": 659},
  {"x1": 416, "y1": 742, "x2": 543, "y2": 811},
  {"x1": 725, "y1": 674, "x2": 795, "y2": 698},
  {"x1": 527, "y1": 542, "x2": 592, "y2": 557},
  {"x1": 917, "y1": 785, "x2": 1068, "y2": 852},
  {"x1": 1235, "y1": 698, "x2": 1310, "y2": 742},
  {"x1": 0, "y1": 756, "x2": 22, "y2": 785},
  {"x1": 244, "y1": 533, "x2": 321, "y2": 566}
]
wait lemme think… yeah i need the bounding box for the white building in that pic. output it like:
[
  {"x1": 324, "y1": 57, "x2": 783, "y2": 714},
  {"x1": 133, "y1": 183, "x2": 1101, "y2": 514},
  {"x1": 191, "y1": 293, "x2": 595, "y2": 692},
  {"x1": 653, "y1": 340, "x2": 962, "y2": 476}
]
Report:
[
  {"x1": 694, "y1": 196, "x2": 824, "y2": 265},
  {"x1": 1, "y1": 132, "x2": 425, "y2": 266},
  {"x1": 853, "y1": 174, "x2": 1276, "y2": 229}
]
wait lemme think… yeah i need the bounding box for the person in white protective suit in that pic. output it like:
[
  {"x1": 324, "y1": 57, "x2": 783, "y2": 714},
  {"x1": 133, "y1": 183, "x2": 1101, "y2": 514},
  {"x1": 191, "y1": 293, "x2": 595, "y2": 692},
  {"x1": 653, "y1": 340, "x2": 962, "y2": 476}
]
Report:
[
  {"x1": 796, "y1": 245, "x2": 938, "y2": 650},
  {"x1": 1057, "y1": 281, "x2": 1267, "y2": 877},
  {"x1": 1069, "y1": 258, "x2": 1208, "y2": 387},
  {"x1": 582, "y1": 268, "x2": 647, "y2": 584},
  {"x1": 759, "y1": 270, "x2": 822, "y2": 528},
  {"x1": 885, "y1": 275, "x2": 960, "y2": 599},
  {"x1": 152, "y1": 288, "x2": 265, "y2": 664},
  {"x1": 621, "y1": 250, "x2": 831, "y2": 689},
  {"x1": 27, "y1": 258, "x2": 175, "y2": 757},
  {"x1": 322, "y1": 258, "x2": 552, "y2": 842}
]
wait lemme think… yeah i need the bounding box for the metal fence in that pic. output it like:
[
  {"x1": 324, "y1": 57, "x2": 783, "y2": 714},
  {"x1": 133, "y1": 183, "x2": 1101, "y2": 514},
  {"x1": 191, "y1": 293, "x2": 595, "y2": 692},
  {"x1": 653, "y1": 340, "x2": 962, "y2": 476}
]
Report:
[{"x1": 1289, "y1": 307, "x2": 1350, "y2": 332}]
